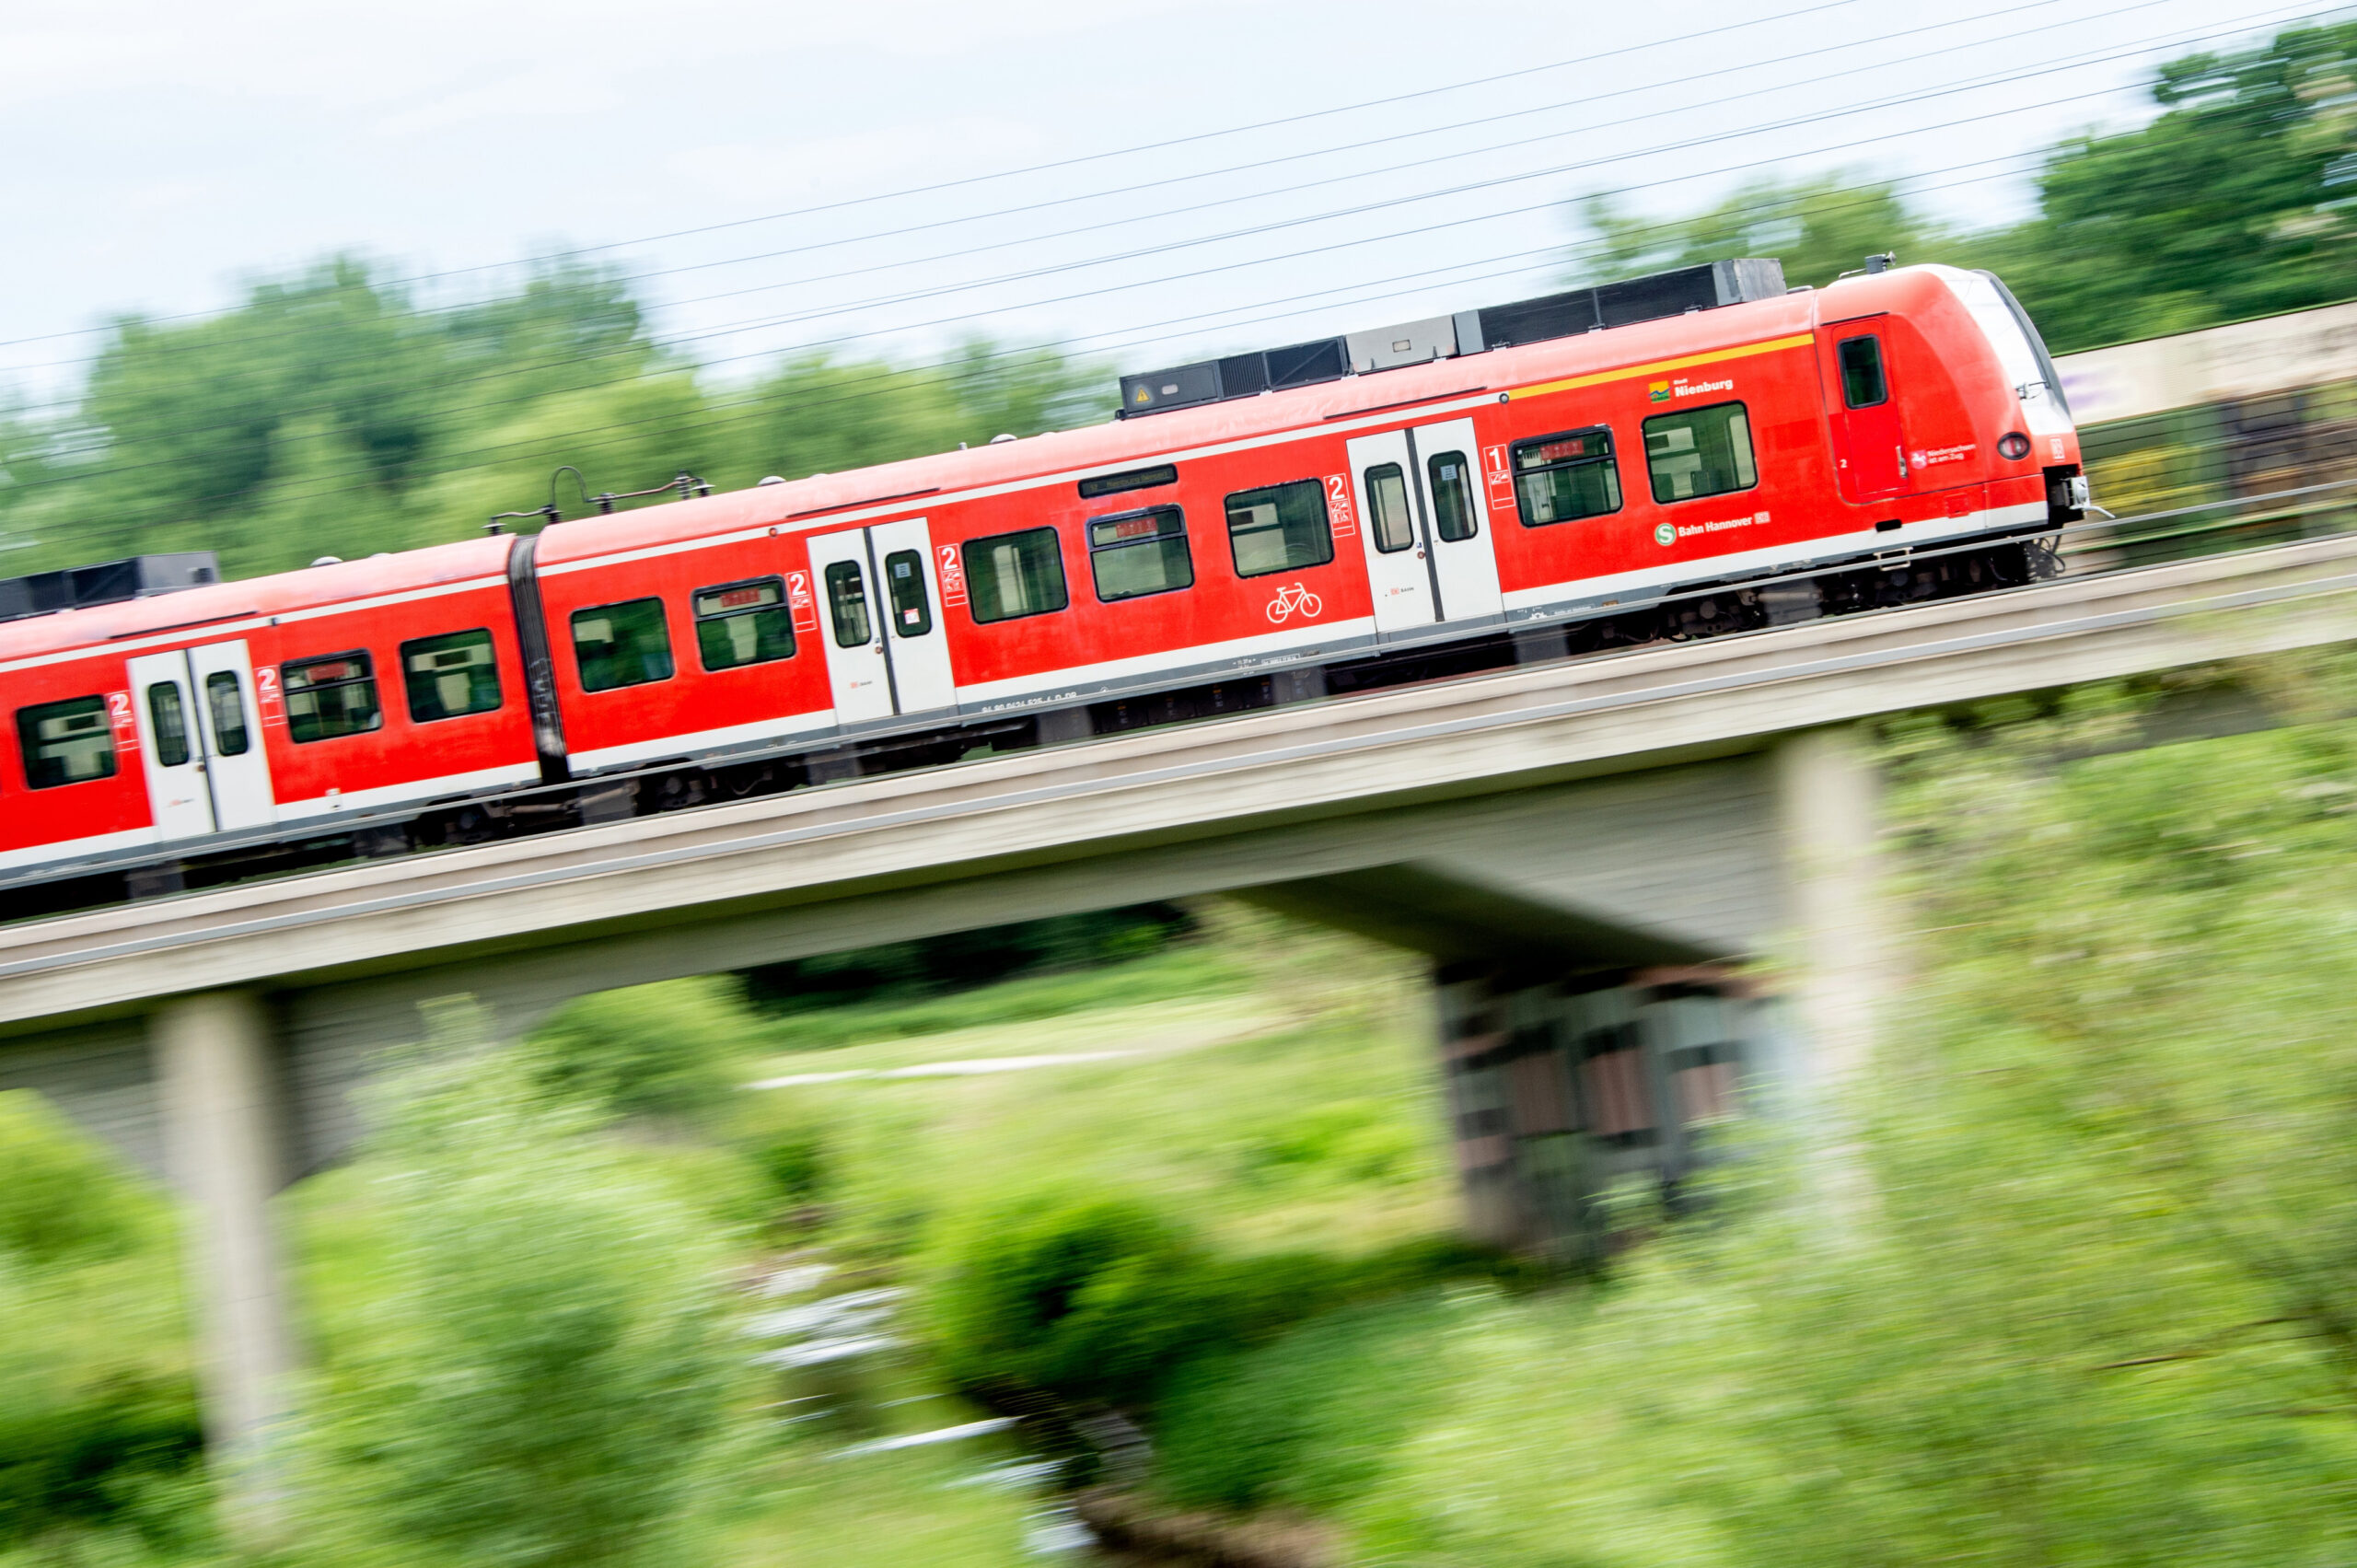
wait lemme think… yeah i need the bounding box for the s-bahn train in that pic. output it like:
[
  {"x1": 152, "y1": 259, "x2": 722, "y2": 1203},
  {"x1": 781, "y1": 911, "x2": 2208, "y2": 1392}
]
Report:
[{"x1": 0, "y1": 257, "x2": 2087, "y2": 901}]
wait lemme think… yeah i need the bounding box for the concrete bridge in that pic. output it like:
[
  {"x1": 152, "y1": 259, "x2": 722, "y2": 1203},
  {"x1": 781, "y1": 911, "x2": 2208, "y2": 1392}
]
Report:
[{"x1": 8, "y1": 528, "x2": 2357, "y2": 1506}]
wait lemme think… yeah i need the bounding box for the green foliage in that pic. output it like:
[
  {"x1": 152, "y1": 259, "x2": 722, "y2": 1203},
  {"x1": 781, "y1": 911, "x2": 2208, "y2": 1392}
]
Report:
[
  {"x1": 299, "y1": 1006, "x2": 739, "y2": 1567},
  {"x1": 0, "y1": 1093, "x2": 157, "y2": 1265},
  {"x1": 1573, "y1": 171, "x2": 1945, "y2": 291},
  {"x1": 0, "y1": 1098, "x2": 206, "y2": 1557},
  {"x1": 1991, "y1": 21, "x2": 2357, "y2": 351},
  {"x1": 527, "y1": 975, "x2": 754, "y2": 1120},
  {"x1": 0, "y1": 257, "x2": 1104, "y2": 584},
  {"x1": 1153, "y1": 1296, "x2": 1454, "y2": 1514},
  {"x1": 738, "y1": 903, "x2": 1198, "y2": 1018}
]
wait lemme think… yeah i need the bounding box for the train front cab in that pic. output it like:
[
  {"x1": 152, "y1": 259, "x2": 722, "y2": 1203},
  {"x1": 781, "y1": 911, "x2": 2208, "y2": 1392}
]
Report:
[{"x1": 1811, "y1": 265, "x2": 2084, "y2": 549}]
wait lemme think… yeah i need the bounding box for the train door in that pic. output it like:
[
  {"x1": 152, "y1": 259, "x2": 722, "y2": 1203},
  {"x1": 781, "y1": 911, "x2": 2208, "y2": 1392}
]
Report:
[
  {"x1": 805, "y1": 519, "x2": 958, "y2": 727},
  {"x1": 186, "y1": 641, "x2": 274, "y2": 831},
  {"x1": 1822, "y1": 318, "x2": 1908, "y2": 503},
  {"x1": 123, "y1": 642, "x2": 277, "y2": 842},
  {"x1": 1346, "y1": 416, "x2": 1504, "y2": 635}
]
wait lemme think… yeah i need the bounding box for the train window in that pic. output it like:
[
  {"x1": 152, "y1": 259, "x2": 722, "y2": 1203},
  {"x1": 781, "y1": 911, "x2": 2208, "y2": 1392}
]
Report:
[
  {"x1": 283, "y1": 652, "x2": 384, "y2": 741},
  {"x1": 17, "y1": 696, "x2": 115, "y2": 788},
  {"x1": 401, "y1": 629, "x2": 503, "y2": 722},
  {"x1": 1511, "y1": 426, "x2": 1622, "y2": 528},
  {"x1": 1643, "y1": 401, "x2": 1758, "y2": 505},
  {"x1": 883, "y1": 552, "x2": 933, "y2": 638},
  {"x1": 1077, "y1": 464, "x2": 1177, "y2": 500},
  {"x1": 204, "y1": 672, "x2": 250, "y2": 756},
  {"x1": 1427, "y1": 450, "x2": 1478, "y2": 541},
  {"x1": 569, "y1": 599, "x2": 674, "y2": 692},
  {"x1": 146, "y1": 682, "x2": 191, "y2": 767},
  {"x1": 1839, "y1": 335, "x2": 1888, "y2": 408},
  {"x1": 824, "y1": 561, "x2": 873, "y2": 647},
  {"x1": 693, "y1": 578, "x2": 796, "y2": 670},
  {"x1": 1224, "y1": 479, "x2": 1335, "y2": 577},
  {"x1": 1088, "y1": 506, "x2": 1193, "y2": 602},
  {"x1": 963, "y1": 528, "x2": 1069, "y2": 623},
  {"x1": 1364, "y1": 463, "x2": 1417, "y2": 552}
]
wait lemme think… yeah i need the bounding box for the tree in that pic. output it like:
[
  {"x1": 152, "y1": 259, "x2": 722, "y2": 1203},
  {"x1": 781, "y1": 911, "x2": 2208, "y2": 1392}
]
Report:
[{"x1": 1569, "y1": 171, "x2": 1945, "y2": 292}]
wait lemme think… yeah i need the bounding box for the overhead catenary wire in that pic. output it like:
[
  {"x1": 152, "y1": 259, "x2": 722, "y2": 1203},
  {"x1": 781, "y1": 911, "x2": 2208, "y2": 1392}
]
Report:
[
  {"x1": 0, "y1": 0, "x2": 2186, "y2": 399},
  {"x1": 0, "y1": 0, "x2": 1895, "y2": 354},
  {"x1": 0, "y1": 0, "x2": 2297, "y2": 467}
]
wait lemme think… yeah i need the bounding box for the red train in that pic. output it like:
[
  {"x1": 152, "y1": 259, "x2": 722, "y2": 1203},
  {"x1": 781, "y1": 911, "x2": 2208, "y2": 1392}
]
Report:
[{"x1": 0, "y1": 259, "x2": 2086, "y2": 900}]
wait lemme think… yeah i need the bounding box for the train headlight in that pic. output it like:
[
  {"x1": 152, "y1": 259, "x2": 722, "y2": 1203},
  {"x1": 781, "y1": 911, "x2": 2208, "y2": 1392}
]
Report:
[{"x1": 1996, "y1": 432, "x2": 2032, "y2": 460}]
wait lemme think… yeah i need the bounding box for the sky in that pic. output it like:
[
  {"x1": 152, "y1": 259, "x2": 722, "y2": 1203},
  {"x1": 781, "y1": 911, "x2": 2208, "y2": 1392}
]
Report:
[{"x1": 0, "y1": 0, "x2": 2314, "y2": 410}]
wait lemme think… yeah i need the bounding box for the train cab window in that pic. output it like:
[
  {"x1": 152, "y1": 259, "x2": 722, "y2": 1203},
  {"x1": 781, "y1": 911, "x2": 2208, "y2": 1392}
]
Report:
[
  {"x1": 569, "y1": 599, "x2": 674, "y2": 692},
  {"x1": 1839, "y1": 335, "x2": 1888, "y2": 408},
  {"x1": 1643, "y1": 401, "x2": 1758, "y2": 505},
  {"x1": 204, "y1": 672, "x2": 250, "y2": 756},
  {"x1": 1224, "y1": 479, "x2": 1334, "y2": 577},
  {"x1": 146, "y1": 682, "x2": 191, "y2": 767},
  {"x1": 401, "y1": 629, "x2": 503, "y2": 722},
  {"x1": 283, "y1": 652, "x2": 383, "y2": 741},
  {"x1": 963, "y1": 528, "x2": 1069, "y2": 624},
  {"x1": 693, "y1": 578, "x2": 796, "y2": 670},
  {"x1": 17, "y1": 696, "x2": 116, "y2": 788},
  {"x1": 824, "y1": 561, "x2": 872, "y2": 647},
  {"x1": 1364, "y1": 463, "x2": 1417, "y2": 552},
  {"x1": 1512, "y1": 427, "x2": 1622, "y2": 527},
  {"x1": 883, "y1": 552, "x2": 932, "y2": 638},
  {"x1": 1088, "y1": 506, "x2": 1193, "y2": 602},
  {"x1": 1427, "y1": 451, "x2": 1478, "y2": 541}
]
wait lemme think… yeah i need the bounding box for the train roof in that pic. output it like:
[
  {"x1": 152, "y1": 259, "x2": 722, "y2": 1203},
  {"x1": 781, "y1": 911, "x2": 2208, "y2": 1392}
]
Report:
[{"x1": 0, "y1": 534, "x2": 516, "y2": 665}]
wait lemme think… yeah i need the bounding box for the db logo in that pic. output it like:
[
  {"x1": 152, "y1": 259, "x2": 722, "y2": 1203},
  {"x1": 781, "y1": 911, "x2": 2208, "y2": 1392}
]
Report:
[
  {"x1": 1654, "y1": 523, "x2": 1677, "y2": 547},
  {"x1": 1265, "y1": 582, "x2": 1323, "y2": 624},
  {"x1": 935, "y1": 543, "x2": 968, "y2": 605}
]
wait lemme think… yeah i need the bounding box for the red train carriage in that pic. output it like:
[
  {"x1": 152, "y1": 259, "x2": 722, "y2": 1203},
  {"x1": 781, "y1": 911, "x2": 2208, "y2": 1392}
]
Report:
[{"x1": 0, "y1": 258, "x2": 2085, "y2": 899}]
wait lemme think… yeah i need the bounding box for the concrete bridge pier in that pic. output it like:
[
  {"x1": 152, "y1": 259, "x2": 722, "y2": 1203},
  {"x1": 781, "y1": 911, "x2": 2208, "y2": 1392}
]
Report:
[{"x1": 152, "y1": 990, "x2": 294, "y2": 1542}]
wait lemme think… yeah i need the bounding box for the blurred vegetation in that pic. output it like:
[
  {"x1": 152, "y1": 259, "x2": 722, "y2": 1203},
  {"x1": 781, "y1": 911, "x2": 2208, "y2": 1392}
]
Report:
[
  {"x1": 1575, "y1": 19, "x2": 2357, "y2": 351},
  {"x1": 0, "y1": 262, "x2": 1102, "y2": 582}
]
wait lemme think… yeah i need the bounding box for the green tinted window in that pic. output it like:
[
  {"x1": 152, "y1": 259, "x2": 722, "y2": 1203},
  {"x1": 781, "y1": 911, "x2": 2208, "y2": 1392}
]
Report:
[
  {"x1": 1512, "y1": 426, "x2": 1622, "y2": 528},
  {"x1": 1088, "y1": 507, "x2": 1193, "y2": 602},
  {"x1": 963, "y1": 528, "x2": 1068, "y2": 624},
  {"x1": 1643, "y1": 402, "x2": 1758, "y2": 505},
  {"x1": 693, "y1": 578, "x2": 795, "y2": 670},
  {"x1": 204, "y1": 671, "x2": 250, "y2": 756},
  {"x1": 570, "y1": 599, "x2": 674, "y2": 692},
  {"x1": 1224, "y1": 479, "x2": 1334, "y2": 578},
  {"x1": 825, "y1": 561, "x2": 872, "y2": 647},
  {"x1": 1839, "y1": 335, "x2": 1887, "y2": 409},
  {"x1": 401, "y1": 628, "x2": 503, "y2": 722},
  {"x1": 283, "y1": 652, "x2": 383, "y2": 742},
  {"x1": 1365, "y1": 463, "x2": 1416, "y2": 552},
  {"x1": 1427, "y1": 450, "x2": 1477, "y2": 542},
  {"x1": 17, "y1": 695, "x2": 116, "y2": 788},
  {"x1": 146, "y1": 681, "x2": 190, "y2": 767}
]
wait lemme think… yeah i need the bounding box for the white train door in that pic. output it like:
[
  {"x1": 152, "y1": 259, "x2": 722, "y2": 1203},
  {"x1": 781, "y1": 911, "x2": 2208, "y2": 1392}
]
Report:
[
  {"x1": 1346, "y1": 416, "x2": 1504, "y2": 635},
  {"x1": 123, "y1": 642, "x2": 277, "y2": 842},
  {"x1": 187, "y1": 641, "x2": 274, "y2": 831},
  {"x1": 807, "y1": 518, "x2": 958, "y2": 726},
  {"x1": 124, "y1": 650, "x2": 213, "y2": 840}
]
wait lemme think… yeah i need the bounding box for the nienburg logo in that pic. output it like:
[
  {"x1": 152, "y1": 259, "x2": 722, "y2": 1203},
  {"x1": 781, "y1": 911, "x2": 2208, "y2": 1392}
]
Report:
[{"x1": 1648, "y1": 379, "x2": 1671, "y2": 403}]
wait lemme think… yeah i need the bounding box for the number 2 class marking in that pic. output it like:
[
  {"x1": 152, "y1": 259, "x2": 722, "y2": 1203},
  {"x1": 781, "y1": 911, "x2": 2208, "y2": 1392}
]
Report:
[{"x1": 1325, "y1": 473, "x2": 1356, "y2": 536}]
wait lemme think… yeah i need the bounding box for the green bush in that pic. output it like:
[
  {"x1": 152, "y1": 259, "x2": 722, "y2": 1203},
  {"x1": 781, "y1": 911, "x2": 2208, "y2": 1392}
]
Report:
[
  {"x1": 0, "y1": 1093, "x2": 155, "y2": 1265},
  {"x1": 302, "y1": 1010, "x2": 739, "y2": 1566},
  {"x1": 526, "y1": 975, "x2": 752, "y2": 1121},
  {"x1": 1154, "y1": 1296, "x2": 1456, "y2": 1513},
  {"x1": 927, "y1": 1189, "x2": 1506, "y2": 1411}
]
